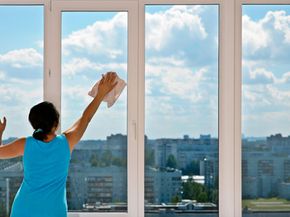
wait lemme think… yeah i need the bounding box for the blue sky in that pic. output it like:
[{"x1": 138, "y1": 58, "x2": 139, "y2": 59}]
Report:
[
  {"x1": 0, "y1": 5, "x2": 290, "y2": 139},
  {"x1": 242, "y1": 5, "x2": 290, "y2": 137}
]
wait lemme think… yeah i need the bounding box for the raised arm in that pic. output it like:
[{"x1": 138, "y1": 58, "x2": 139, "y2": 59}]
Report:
[
  {"x1": 63, "y1": 72, "x2": 117, "y2": 152},
  {"x1": 0, "y1": 117, "x2": 26, "y2": 159}
]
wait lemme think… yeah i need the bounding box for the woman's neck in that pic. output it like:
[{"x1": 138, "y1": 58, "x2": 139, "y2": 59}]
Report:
[{"x1": 43, "y1": 133, "x2": 57, "y2": 143}]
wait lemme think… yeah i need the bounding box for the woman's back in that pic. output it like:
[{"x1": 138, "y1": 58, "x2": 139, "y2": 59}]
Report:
[{"x1": 10, "y1": 134, "x2": 71, "y2": 217}]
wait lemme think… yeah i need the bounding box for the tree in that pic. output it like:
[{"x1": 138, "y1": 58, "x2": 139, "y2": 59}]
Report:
[
  {"x1": 101, "y1": 150, "x2": 113, "y2": 167},
  {"x1": 0, "y1": 202, "x2": 6, "y2": 217},
  {"x1": 182, "y1": 180, "x2": 209, "y2": 203},
  {"x1": 166, "y1": 154, "x2": 177, "y2": 168},
  {"x1": 90, "y1": 153, "x2": 99, "y2": 167},
  {"x1": 112, "y1": 157, "x2": 123, "y2": 167},
  {"x1": 182, "y1": 160, "x2": 200, "y2": 175},
  {"x1": 145, "y1": 149, "x2": 155, "y2": 167},
  {"x1": 198, "y1": 192, "x2": 208, "y2": 202},
  {"x1": 171, "y1": 195, "x2": 181, "y2": 203}
]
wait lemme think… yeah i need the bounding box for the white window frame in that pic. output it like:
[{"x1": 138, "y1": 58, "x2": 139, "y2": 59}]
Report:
[
  {"x1": 234, "y1": 1, "x2": 290, "y2": 217},
  {"x1": 2, "y1": 0, "x2": 290, "y2": 217},
  {"x1": 0, "y1": 1, "x2": 138, "y2": 217},
  {"x1": 52, "y1": 1, "x2": 139, "y2": 217},
  {"x1": 137, "y1": 2, "x2": 236, "y2": 217}
]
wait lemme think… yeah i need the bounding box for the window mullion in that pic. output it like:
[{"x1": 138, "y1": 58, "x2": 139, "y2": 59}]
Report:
[
  {"x1": 44, "y1": 0, "x2": 61, "y2": 130},
  {"x1": 234, "y1": 1, "x2": 242, "y2": 217},
  {"x1": 127, "y1": 2, "x2": 139, "y2": 217},
  {"x1": 219, "y1": 0, "x2": 236, "y2": 216},
  {"x1": 137, "y1": 1, "x2": 145, "y2": 217}
]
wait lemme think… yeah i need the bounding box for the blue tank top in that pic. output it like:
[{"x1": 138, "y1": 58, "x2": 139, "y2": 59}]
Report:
[{"x1": 10, "y1": 134, "x2": 71, "y2": 217}]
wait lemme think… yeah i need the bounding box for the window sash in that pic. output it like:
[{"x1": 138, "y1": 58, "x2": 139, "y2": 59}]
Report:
[
  {"x1": 52, "y1": 1, "x2": 139, "y2": 217},
  {"x1": 235, "y1": 1, "x2": 290, "y2": 217}
]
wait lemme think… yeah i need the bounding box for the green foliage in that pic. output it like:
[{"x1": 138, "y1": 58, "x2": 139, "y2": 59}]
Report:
[
  {"x1": 183, "y1": 179, "x2": 203, "y2": 200},
  {"x1": 198, "y1": 192, "x2": 208, "y2": 202},
  {"x1": 182, "y1": 160, "x2": 200, "y2": 175},
  {"x1": 112, "y1": 157, "x2": 122, "y2": 166},
  {"x1": 112, "y1": 157, "x2": 127, "y2": 167},
  {"x1": 0, "y1": 202, "x2": 6, "y2": 217},
  {"x1": 90, "y1": 153, "x2": 100, "y2": 167},
  {"x1": 101, "y1": 150, "x2": 113, "y2": 166},
  {"x1": 242, "y1": 198, "x2": 290, "y2": 211},
  {"x1": 182, "y1": 179, "x2": 217, "y2": 204},
  {"x1": 145, "y1": 149, "x2": 155, "y2": 167},
  {"x1": 166, "y1": 154, "x2": 177, "y2": 168},
  {"x1": 171, "y1": 195, "x2": 181, "y2": 203},
  {"x1": 90, "y1": 151, "x2": 126, "y2": 167},
  {"x1": 210, "y1": 189, "x2": 218, "y2": 204}
]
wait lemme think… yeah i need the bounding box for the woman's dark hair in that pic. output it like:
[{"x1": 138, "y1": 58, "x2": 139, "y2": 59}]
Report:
[{"x1": 28, "y1": 101, "x2": 60, "y2": 141}]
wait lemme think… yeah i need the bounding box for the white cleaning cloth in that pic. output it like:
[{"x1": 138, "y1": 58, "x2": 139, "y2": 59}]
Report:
[{"x1": 88, "y1": 74, "x2": 126, "y2": 108}]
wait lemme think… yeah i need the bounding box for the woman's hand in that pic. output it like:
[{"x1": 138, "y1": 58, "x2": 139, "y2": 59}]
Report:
[
  {"x1": 97, "y1": 72, "x2": 118, "y2": 99},
  {"x1": 0, "y1": 117, "x2": 6, "y2": 134}
]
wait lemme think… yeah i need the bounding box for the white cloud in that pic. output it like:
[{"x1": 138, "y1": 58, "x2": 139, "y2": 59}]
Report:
[
  {"x1": 146, "y1": 96, "x2": 176, "y2": 116},
  {"x1": 0, "y1": 70, "x2": 6, "y2": 80},
  {"x1": 267, "y1": 85, "x2": 290, "y2": 103},
  {"x1": 162, "y1": 67, "x2": 207, "y2": 102},
  {"x1": 0, "y1": 80, "x2": 43, "y2": 138},
  {"x1": 0, "y1": 77, "x2": 42, "y2": 103},
  {"x1": 243, "y1": 83, "x2": 290, "y2": 109},
  {"x1": 36, "y1": 40, "x2": 44, "y2": 49},
  {"x1": 63, "y1": 58, "x2": 100, "y2": 76},
  {"x1": 147, "y1": 56, "x2": 185, "y2": 66},
  {"x1": 62, "y1": 13, "x2": 127, "y2": 58},
  {"x1": 243, "y1": 88, "x2": 258, "y2": 103},
  {"x1": 280, "y1": 72, "x2": 290, "y2": 83},
  {"x1": 243, "y1": 15, "x2": 269, "y2": 54},
  {"x1": 243, "y1": 60, "x2": 290, "y2": 85},
  {"x1": 0, "y1": 79, "x2": 43, "y2": 138},
  {"x1": 243, "y1": 81, "x2": 290, "y2": 136},
  {"x1": 242, "y1": 9, "x2": 290, "y2": 126},
  {"x1": 268, "y1": 10, "x2": 290, "y2": 43},
  {"x1": 145, "y1": 79, "x2": 154, "y2": 95},
  {"x1": 243, "y1": 10, "x2": 290, "y2": 57},
  {"x1": 0, "y1": 48, "x2": 42, "y2": 68},
  {"x1": 243, "y1": 85, "x2": 271, "y2": 105},
  {"x1": 63, "y1": 85, "x2": 89, "y2": 102},
  {"x1": 146, "y1": 61, "x2": 209, "y2": 102},
  {"x1": 63, "y1": 57, "x2": 127, "y2": 76},
  {"x1": 242, "y1": 59, "x2": 290, "y2": 85},
  {"x1": 146, "y1": 6, "x2": 207, "y2": 51},
  {"x1": 249, "y1": 68, "x2": 276, "y2": 84}
]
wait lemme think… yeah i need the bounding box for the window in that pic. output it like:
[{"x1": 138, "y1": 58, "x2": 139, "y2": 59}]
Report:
[
  {"x1": 61, "y1": 11, "x2": 128, "y2": 212},
  {"x1": 242, "y1": 4, "x2": 290, "y2": 215},
  {"x1": 144, "y1": 5, "x2": 219, "y2": 216},
  {"x1": 0, "y1": 5, "x2": 43, "y2": 217},
  {"x1": 1, "y1": 1, "x2": 290, "y2": 217}
]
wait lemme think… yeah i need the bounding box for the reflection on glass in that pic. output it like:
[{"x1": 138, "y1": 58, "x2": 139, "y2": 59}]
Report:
[
  {"x1": 145, "y1": 5, "x2": 219, "y2": 217},
  {"x1": 242, "y1": 5, "x2": 290, "y2": 216},
  {"x1": 61, "y1": 12, "x2": 128, "y2": 212},
  {"x1": 0, "y1": 6, "x2": 43, "y2": 217}
]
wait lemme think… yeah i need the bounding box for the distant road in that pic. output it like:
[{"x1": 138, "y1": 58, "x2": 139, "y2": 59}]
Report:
[{"x1": 68, "y1": 212, "x2": 290, "y2": 217}]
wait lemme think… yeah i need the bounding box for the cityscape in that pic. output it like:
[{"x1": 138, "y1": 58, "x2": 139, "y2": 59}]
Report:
[{"x1": 1, "y1": 133, "x2": 290, "y2": 216}]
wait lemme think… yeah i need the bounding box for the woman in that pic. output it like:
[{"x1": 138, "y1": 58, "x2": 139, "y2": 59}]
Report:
[{"x1": 0, "y1": 72, "x2": 118, "y2": 217}]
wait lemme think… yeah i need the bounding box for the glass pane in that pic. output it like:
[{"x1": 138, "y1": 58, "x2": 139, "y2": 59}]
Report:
[
  {"x1": 145, "y1": 5, "x2": 219, "y2": 217},
  {"x1": 0, "y1": 6, "x2": 43, "y2": 217},
  {"x1": 242, "y1": 5, "x2": 290, "y2": 216},
  {"x1": 61, "y1": 12, "x2": 128, "y2": 212}
]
